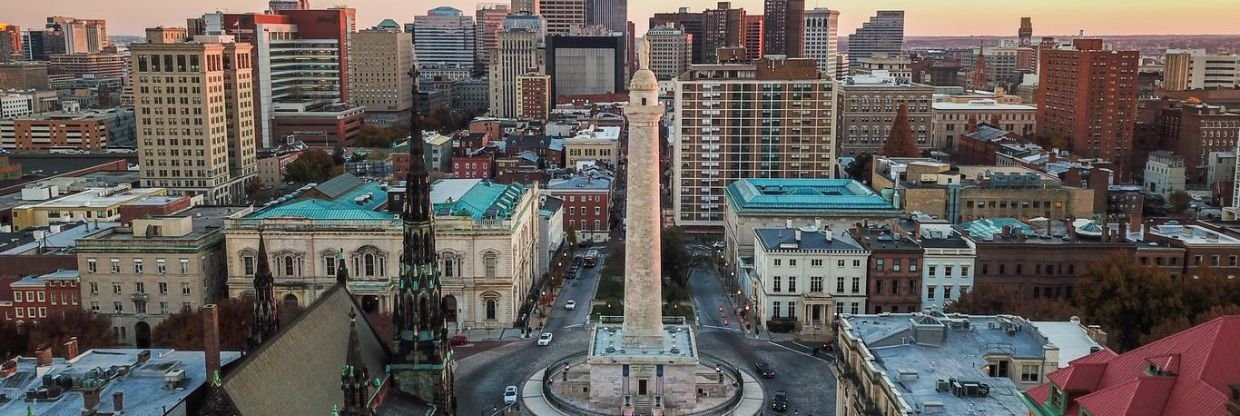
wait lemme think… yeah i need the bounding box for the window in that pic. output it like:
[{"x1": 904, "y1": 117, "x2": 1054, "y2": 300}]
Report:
[
  {"x1": 113, "y1": 302, "x2": 124, "y2": 314},
  {"x1": 1230, "y1": 256, "x2": 1238, "y2": 267},
  {"x1": 90, "y1": 301, "x2": 100, "y2": 313},
  {"x1": 837, "y1": 260, "x2": 845, "y2": 267},
  {"x1": 1050, "y1": 386, "x2": 1064, "y2": 408},
  {"x1": 788, "y1": 277, "x2": 797, "y2": 293},
  {"x1": 987, "y1": 360, "x2": 1010, "y2": 378},
  {"x1": 180, "y1": 259, "x2": 190, "y2": 274},
  {"x1": 774, "y1": 259, "x2": 782, "y2": 266},
  {"x1": 87, "y1": 259, "x2": 98, "y2": 273},
  {"x1": 135, "y1": 282, "x2": 145, "y2": 294},
  {"x1": 364, "y1": 253, "x2": 377, "y2": 276},
  {"x1": 875, "y1": 280, "x2": 883, "y2": 294},
  {"x1": 181, "y1": 282, "x2": 191, "y2": 296},
  {"x1": 811, "y1": 259, "x2": 823, "y2": 267},
  {"x1": 810, "y1": 276, "x2": 823, "y2": 292},
  {"x1": 836, "y1": 302, "x2": 844, "y2": 315},
  {"x1": 182, "y1": 302, "x2": 192, "y2": 312},
  {"x1": 157, "y1": 259, "x2": 167, "y2": 274},
  {"x1": 111, "y1": 259, "x2": 121, "y2": 273},
  {"x1": 961, "y1": 265, "x2": 970, "y2": 277},
  {"x1": 134, "y1": 259, "x2": 144, "y2": 274},
  {"x1": 909, "y1": 260, "x2": 918, "y2": 272},
  {"x1": 787, "y1": 301, "x2": 796, "y2": 319},
  {"x1": 325, "y1": 256, "x2": 336, "y2": 274},
  {"x1": 892, "y1": 260, "x2": 901, "y2": 272},
  {"x1": 876, "y1": 259, "x2": 885, "y2": 271},
  {"x1": 944, "y1": 286, "x2": 953, "y2": 299},
  {"x1": 850, "y1": 302, "x2": 859, "y2": 314},
  {"x1": 284, "y1": 257, "x2": 295, "y2": 276},
  {"x1": 112, "y1": 283, "x2": 122, "y2": 294},
  {"x1": 772, "y1": 301, "x2": 782, "y2": 318},
  {"x1": 135, "y1": 301, "x2": 147, "y2": 314},
  {"x1": 484, "y1": 253, "x2": 498, "y2": 278},
  {"x1": 851, "y1": 277, "x2": 860, "y2": 293},
  {"x1": 853, "y1": 260, "x2": 862, "y2": 267},
  {"x1": 773, "y1": 276, "x2": 782, "y2": 292},
  {"x1": 789, "y1": 259, "x2": 797, "y2": 267},
  {"x1": 485, "y1": 298, "x2": 497, "y2": 320},
  {"x1": 945, "y1": 266, "x2": 954, "y2": 277},
  {"x1": 89, "y1": 282, "x2": 99, "y2": 295},
  {"x1": 927, "y1": 286, "x2": 936, "y2": 299},
  {"x1": 929, "y1": 266, "x2": 937, "y2": 277},
  {"x1": 15, "y1": 308, "x2": 23, "y2": 318},
  {"x1": 36, "y1": 292, "x2": 44, "y2": 302},
  {"x1": 243, "y1": 256, "x2": 255, "y2": 275},
  {"x1": 160, "y1": 302, "x2": 169, "y2": 314},
  {"x1": 159, "y1": 282, "x2": 168, "y2": 295},
  {"x1": 836, "y1": 277, "x2": 845, "y2": 293},
  {"x1": 1211, "y1": 256, "x2": 1220, "y2": 267}
]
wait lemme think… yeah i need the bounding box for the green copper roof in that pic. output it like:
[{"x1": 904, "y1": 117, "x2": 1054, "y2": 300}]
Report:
[
  {"x1": 431, "y1": 180, "x2": 528, "y2": 220},
  {"x1": 725, "y1": 178, "x2": 897, "y2": 213},
  {"x1": 248, "y1": 181, "x2": 393, "y2": 221},
  {"x1": 957, "y1": 218, "x2": 1036, "y2": 239}
]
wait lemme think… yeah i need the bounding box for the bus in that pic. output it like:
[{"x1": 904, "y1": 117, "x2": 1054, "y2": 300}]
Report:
[{"x1": 583, "y1": 250, "x2": 599, "y2": 268}]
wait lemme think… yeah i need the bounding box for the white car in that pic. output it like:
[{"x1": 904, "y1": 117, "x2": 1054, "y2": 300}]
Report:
[
  {"x1": 503, "y1": 385, "x2": 518, "y2": 405},
  {"x1": 537, "y1": 332, "x2": 554, "y2": 346},
  {"x1": 564, "y1": 300, "x2": 577, "y2": 310}
]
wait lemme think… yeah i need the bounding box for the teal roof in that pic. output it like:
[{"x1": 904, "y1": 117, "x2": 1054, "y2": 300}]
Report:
[
  {"x1": 248, "y1": 181, "x2": 392, "y2": 221},
  {"x1": 957, "y1": 218, "x2": 1035, "y2": 239},
  {"x1": 432, "y1": 180, "x2": 528, "y2": 220},
  {"x1": 725, "y1": 179, "x2": 898, "y2": 213}
]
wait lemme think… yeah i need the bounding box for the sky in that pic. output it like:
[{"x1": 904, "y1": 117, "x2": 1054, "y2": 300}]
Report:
[{"x1": 8, "y1": 0, "x2": 1240, "y2": 38}]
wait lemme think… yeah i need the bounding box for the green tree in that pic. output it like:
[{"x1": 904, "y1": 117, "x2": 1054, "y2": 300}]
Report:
[
  {"x1": 1168, "y1": 191, "x2": 1192, "y2": 213},
  {"x1": 285, "y1": 149, "x2": 338, "y2": 183},
  {"x1": 1074, "y1": 252, "x2": 1186, "y2": 351},
  {"x1": 880, "y1": 103, "x2": 921, "y2": 158}
]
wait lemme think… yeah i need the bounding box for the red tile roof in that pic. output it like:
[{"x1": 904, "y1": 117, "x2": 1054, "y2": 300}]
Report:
[{"x1": 1035, "y1": 316, "x2": 1240, "y2": 416}]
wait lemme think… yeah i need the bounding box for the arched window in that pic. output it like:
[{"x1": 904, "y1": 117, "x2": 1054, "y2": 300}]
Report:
[
  {"x1": 364, "y1": 253, "x2": 376, "y2": 276},
  {"x1": 352, "y1": 246, "x2": 386, "y2": 278},
  {"x1": 443, "y1": 255, "x2": 455, "y2": 277},
  {"x1": 485, "y1": 299, "x2": 497, "y2": 320},
  {"x1": 283, "y1": 257, "x2": 294, "y2": 276}
]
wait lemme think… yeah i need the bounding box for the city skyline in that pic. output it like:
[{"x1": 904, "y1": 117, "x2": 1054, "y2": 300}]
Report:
[{"x1": 7, "y1": 0, "x2": 1240, "y2": 38}]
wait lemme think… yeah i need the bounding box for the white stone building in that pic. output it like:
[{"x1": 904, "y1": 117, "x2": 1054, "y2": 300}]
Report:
[
  {"x1": 1145, "y1": 150, "x2": 1187, "y2": 199},
  {"x1": 751, "y1": 224, "x2": 869, "y2": 336},
  {"x1": 917, "y1": 224, "x2": 977, "y2": 310}
]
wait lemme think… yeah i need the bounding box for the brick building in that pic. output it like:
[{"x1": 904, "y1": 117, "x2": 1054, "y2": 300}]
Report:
[
  {"x1": 1146, "y1": 222, "x2": 1240, "y2": 279},
  {"x1": 1155, "y1": 100, "x2": 1240, "y2": 184},
  {"x1": 546, "y1": 171, "x2": 613, "y2": 243},
  {"x1": 851, "y1": 223, "x2": 922, "y2": 314},
  {"x1": 0, "y1": 270, "x2": 80, "y2": 325},
  {"x1": 516, "y1": 72, "x2": 551, "y2": 120},
  {"x1": 452, "y1": 152, "x2": 495, "y2": 179},
  {"x1": 1036, "y1": 39, "x2": 1139, "y2": 178},
  {"x1": 0, "y1": 108, "x2": 135, "y2": 150},
  {"x1": 838, "y1": 70, "x2": 934, "y2": 156}
]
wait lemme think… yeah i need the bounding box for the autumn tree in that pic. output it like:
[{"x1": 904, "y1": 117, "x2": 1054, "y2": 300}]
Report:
[
  {"x1": 152, "y1": 298, "x2": 254, "y2": 351},
  {"x1": 285, "y1": 149, "x2": 340, "y2": 183},
  {"x1": 946, "y1": 282, "x2": 1078, "y2": 320},
  {"x1": 1073, "y1": 252, "x2": 1187, "y2": 351},
  {"x1": 25, "y1": 309, "x2": 114, "y2": 354},
  {"x1": 880, "y1": 103, "x2": 920, "y2": 158},
  {"x1": 0, "y1": 319, "x2": 27, "y2": 360},
  {"x1": 1168, "y1": 191, "x2": 1192, "y2": 214}
]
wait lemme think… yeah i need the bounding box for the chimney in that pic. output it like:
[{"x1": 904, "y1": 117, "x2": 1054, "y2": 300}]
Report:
[
  {"x1": 795, "y1": 229, "x2": 802, "y2": 242},
  {"x1": 35, "y1": 345, "x2": 53, "y2": 366},
  {"x1": 112, "y1": 392, "x2": 124, "y2": 412},
  {"x1": 203, "y1": 304, "x2": 221, "y2": 380},
  {"x1": 1065, "y1": 220, "x2": 1076, "y2": 240},
  {"x1": 1086, "y1": 324, "x2": 1108, "y2": 346},
  {"x1": 814, "y1": 218, "x2": 822, "y2": 230},
  {"x1": 83, "y1": 388, "x2": 101, "y2": 413},
  {"x1": 785, "y1": 219, "x2": 793, "y2": 229},
  {"x1": 64, "y1": 337, "x2": 79, "y2": 360}
]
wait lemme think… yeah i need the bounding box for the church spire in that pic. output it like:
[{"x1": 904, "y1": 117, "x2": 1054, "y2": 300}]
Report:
[
  {"x1": 339, "y1": 309, "x2": 371, "y2": 416},
  {"x1": 250, "y1": 230, "x2": 279, "y2": 348}
]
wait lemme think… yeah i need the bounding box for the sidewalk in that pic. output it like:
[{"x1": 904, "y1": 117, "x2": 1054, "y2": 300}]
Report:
[{"x1": 464, "y1": 327, "x2": 529, "y2": 341}]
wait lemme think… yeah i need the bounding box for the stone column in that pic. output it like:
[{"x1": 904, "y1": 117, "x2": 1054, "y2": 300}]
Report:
[{"x1": 622, "y1": 40, "x2": 666, "y2": 347}]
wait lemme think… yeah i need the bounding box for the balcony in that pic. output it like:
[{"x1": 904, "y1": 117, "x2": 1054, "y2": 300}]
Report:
[{"x1": 130, "y1": 292, "x2": 150, "y2": 302}]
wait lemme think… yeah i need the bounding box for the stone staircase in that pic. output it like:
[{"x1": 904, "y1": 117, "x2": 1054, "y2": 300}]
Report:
[{"x1": 632, "y1": 396, "x2": 653, "y2": 415}]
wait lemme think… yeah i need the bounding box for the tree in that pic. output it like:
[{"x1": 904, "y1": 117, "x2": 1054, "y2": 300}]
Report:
[
  {"x1": 354, "y1": 125, "x2": 394, "y2": 148},
  {"x1": 246, "y1": 177, "x2": 265, "y2": 197},
  {"x1": 0, "y1": 319, "x2": 28, "y2": 361},
  {"x1": 565, "y1": 222, "x2": 579, "y2": 248},
  {"x1": 844, "y1": 153, "x2": 873, "y2": 184},
  {"x1": 880, "y1": 103, "x2": 920, "y2": 157},
  {"x1": 25, "y1": 309, "x2": 114, "y2": 354},
  {"x1": 285, "y1": 149, "x2": 338, "y2": 183},
  {"x1": 1073, "y1": 252, "x2": 1187, "y2": 351},
  {"x1": 152, "y1": 298, "x2": 254, "y2": 351},
  {"x1": 946, "y1": 282, "x2": 1078, "y2": 320},
  {"x1": 1168, "y1": 191, "x2": 1192, "y2": 213}
]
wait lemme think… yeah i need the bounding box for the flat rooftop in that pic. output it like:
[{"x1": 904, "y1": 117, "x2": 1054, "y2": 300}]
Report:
[
  {"x1": 0, "y1": 349, "x2": 242, "y2": 416},
  {"x1": 89, "y1": 206, "x2": 240, "y2": 241},
  {"x1": 591, "y1": 320, "x2": 696, "y2": 359},
  {"x1": 755, "y1": 226, "x2": 866, "y2": 252},
  {"x1": 0, "y1": 221, "x2": 120, "y2": 255},
  {"x1": 932, "y1": 100, "x2": 1037, "y2": 111},
  {"x1": 16, "y1": 186, "x2": 165, "y2": 209},
  {"x1": 725, "y1": 178, "x2": 900, "y2": 214},
  {"x1": 1149, "y1": 223, "x2": 1240, "y2": 246}
]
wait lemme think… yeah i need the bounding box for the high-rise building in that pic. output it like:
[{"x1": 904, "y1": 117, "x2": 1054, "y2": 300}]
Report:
[
  {"x1": 47, "y1": 16, "x2": 108, "y2": 54},
  {"x1": 762, "y1": 0, "x2": 804, "y2": 58},
  {"x1": 837, "y1": 70, "x2": 934, "y2": 156},
  {"x1": 474, "y1": 3, "x2": 510, "y2": 74},
  {"x1": 848, "y1": 10, "x2": 904, "y2": 68},
  {"x1": 0, "y1": 24, "x2": 21, "y2": 63},
  {"x1": 516, "y1": 71, "x2": 551, "y2": 120},
  {"x1": 672, "y1": 57, "x2": 837, "y2": 228},
  {"x1": 1162, "y1": 49, "x2": 1240, "y2": 91},
  {"x1": 651, "y1": 8, "x2": 705, "y2": 64},
  {"x1": 1018, "y1": 17, "x2": 1033, "y2": 47},
  {"x1": 539, "y1": 0, "x2": 587, "y2": 36},
  {"x1": 46, "y1": 52, "x2": 125, "y2": 86},
  {"x1": 803, "y1": 8, "x2": 839, "y2": 77},
  {"x1": 1037, "y1": 39, "x2": 1139, "y2": 178},
  {"x1": 21, "y1": 28, "x2": 65, "y2": 61},
  {"x1": 130, "y1": 28, "x2": 256, "y2": 204},
  {"x1": 742, "y1": 15, "x2": 763, "y2": 62},
  {"x1": 268, "y1": 0, "x2": 309, "y2": 11},
  {"x1": 511, "y1": 0, "x2": 539, "y2": 14},
  {"x1": 588, "y1": 0, "x2": 628, "y2": 34},
  {"x1": 489, "y1": 17, "x2": 543, "y2": 117},
  {"x1": 350, "y1": 28, "x2": 414, "y2": 127},
  {"x1": 644, "y1": 24, "x2": 691, "y2": 81},
  {"x1": 702, "y1": 2, "x2": 747, "y2": 64},
  {"x1": 413, "y1": 7, "x2": 476, "y2": 73},
  {"x1": 546, "y1": 35, "x2": 625, "y2": 98}
]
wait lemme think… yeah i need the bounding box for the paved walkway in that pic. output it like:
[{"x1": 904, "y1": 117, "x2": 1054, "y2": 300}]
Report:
[{"x1": 520, "y1": 363, "x2": 765, "y2": 415}]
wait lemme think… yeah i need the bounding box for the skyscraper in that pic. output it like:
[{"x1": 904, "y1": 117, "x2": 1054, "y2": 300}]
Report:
[
  {"x1": 1018, "y1": 17, "x2": 1033, "y2": 47},
  {"x1": 803, "y1": 8, "x2": 839, "y2": 76},
  {"x1": 546, "y1": 35, "x2": 625, "y2": 98},
  {"x1": 1037, "y1": 39, "x2": 1139, "y2": 178},
  {"x1": 650, "y1": 7, "x2": 704, "y2": 64},
  {"x1": 474, "y1": 3, "x2": 511, "y2": 74},
  {"x1": 588, "y1": 0, "x2": 628, "y2": 34},
  {"x1": 848, "y1": 10, "x2": 904, "y2": 68},
  {"x1": 489, "y1": 15, "x2": 543, "y2": 117},
  {"x1": 644, "y1": 24, "x2": 692, "y2": 81},
  {"x1": 351, "y1": 28, "x2": 415, "y2": 127},
  {"x1": 743, "y1": 15, "x2": 764, "y2": 61},
  {"x1": 762, "y1": 0, "x2": 804, "y2": 57},
  {"x1": 0, "y1": 24, "x2": 20, "y2": 63},
  {"x1": 131, "y1": 28, "x2": 256, "y2": 204},
  {"x1": 413, "y1": 7, "x2": 476, "y2": 73},
  {"x1": 539, "y1": 0, "x2": 586, "y2": 35},
  {"x1": 672, "y1": 57, "x2": 837, "y2": 228},
  {"x1": 702, "y1": 2, "x2": 747, "y2": 64},
  {"x1": 511, "y1": 0, "x2": 539, "y2": 14},
  {"x1": 47, "y1": 16, "x2": 108, "y2": 54}
]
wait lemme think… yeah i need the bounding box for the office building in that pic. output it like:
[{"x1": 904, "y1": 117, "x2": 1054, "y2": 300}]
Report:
[
  {"x1": 672, "y1": 57, "x2": 837, "y2": 228},
  {"x1": 762, "y1": 0, "x2": 804, "y2": 58},
  {"x1": 46, "y1": 53, "x2": 126, "y2": 86},
  {"x1": 130, "y1": 28, "x2": 256, "y2": 204},
  {"x1": 803, "y1": 8, "x2": 839, "y2": 77},
  {"x1": 650, "y1": 8, "x2": 705, "y2": 64},
  {"x1": 1154, "y1": 100, "x2": 1240, "y2": 183},
  {"x1": 47, "y1": 16, "x2": 108, "y2": 54},
  {"x1": 0, "y1": 107, "x2": 135, "y2": 150},
  {"x1": 1144, "y1": 150, "x2": 1186, "y2": 198},
  {"x1": 701, "y1": 2, "x2": 747, "y2": 64},
  {"x1": 413, "y1": 7, "x2": 476, "y2": 74},
  {"x1": 511, "y1": 0, "x2": 539, "y2": 14},
  {"x1": 588, "y1": 0, "x2": 628, "y2": 34},
  {"x1": 475, "y1": 3, "x2": 511, "y2": 74},
  {"x1": 350, "y1": 28, "x2": 414, "y2": 127},
  {"x1": 742, "y1": 15, "x2": 763, "y2": 62},
  {"x1": 20, "y1": 28, "x2": 66, "y2": 61},
  {"x1": 644, "y1": 24, "x2": 691, "y2": 81},
  {"x1": 931, "y1": 96, "x2": 1036, "y2": 149},
  {"x1": 10, "y1": 185, "x2": 167, "y2": 231},
  {"x1": 1163, "y1": 49, "x2": 1240, "y2": 91},
  {"x1": 539, "y1": 0, "x2": 587, "y2": 36},
  {"x1": 546, "y1": 35, "x2": 625, "y2": 98},
  {"x1": 847, "y1": 10, "x2": 904, "y2": 67},
  {"x1": 1036, "y1": 39, "x2": 1139, "y2": 178},
  {"x1": 0, "y1": 62, "x2": 50, "y2": 90},
  {"x1": 752, "y1": 223, "x2": 868, "y2": 337},
  {"x1": 855, "y1": 53, "x2": 910, "y2": 79},
  {"x1": 0, "y1": 23, "x2": 20, "y2": 63},
  {"x1": 488, "y1": 16, "x2": 543, "y2": 118},
  {"x1": 837, "y1": 70, "x2": 934, "y2": 156},
  {"x1": 516, "y1": 71, "x2": 551, "y2": 120}
]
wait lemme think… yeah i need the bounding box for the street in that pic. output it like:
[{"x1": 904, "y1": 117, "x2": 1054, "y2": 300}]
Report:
[{"x1": 453, "y1": 249, "x2": 837, "y2": 415}]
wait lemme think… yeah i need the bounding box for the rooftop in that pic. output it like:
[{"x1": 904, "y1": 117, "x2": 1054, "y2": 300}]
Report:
[
  {"x1": 840, "y1": 312, "x2": 1065, "y2": 416},
  {"x1": 244, "y1": 177, "x2": 393, "y2": 222},
  {"x1": 87, "y1": 206, "x2": 239, "y2": 242},
  {"x1": 15, "y1": 186, "x2": 164, "y2": 210},
  {"x1": 590, "y1": 319, "x2": 696, "y2": 359},
  {"x1": 1149, "y1": 223, "x2": 1240, "y2": 246},
  {"x1": 0, "y1": 349, "x2": 242, "y2": 416},
  {"x1": 431, "y1": 179, "x2": 529, "y2": 220},
  {"x1": 725, "y1": 179, "x2": 899, "y2": 214},
  {"x1": 932, "y1": 99, "x2": 1037, "y2": 111},
  {"x1": 755, "y1": 226, "x2": 866, "y2": 252},
  {"x1": 0, "y1": 221, "x2": 120, "y2": 255},
  {"x1": 1030, "y1": 319, "x2": 1104, "y2": 368},
  {"x1": 547, "y1": 172, "x2": 613, "y2": 191}
]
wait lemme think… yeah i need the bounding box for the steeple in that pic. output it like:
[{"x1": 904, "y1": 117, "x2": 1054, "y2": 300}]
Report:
[
  {"x1": 971, "y1": 37, "x2": 988, "y2": 91},
  {"x1": 250, "y1": 230, "x2": 279, "y2": 348},
  {"x1": 339, "y1": 310, "x2": 371, "y2": 416}
]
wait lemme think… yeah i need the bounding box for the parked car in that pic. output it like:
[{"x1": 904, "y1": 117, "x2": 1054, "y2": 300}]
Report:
[
  {"x1": 770, "y1": 390, "x2": 788, "y2": 412},
  {"x1": 537, "y1": 332, "x2": 554, "y2": 346},
  {"x1": 503, "y1": 385, "x2": 518, "y2": 404},
  {"x1": 449, "y1": 334, "x2": 469, "y2": 346},
  {"x1": 754, "y1": 360, "x2": 775, "y2": 378},
  {"x1": 565, "y1": 300, "x2": 577, "y2": 310}
]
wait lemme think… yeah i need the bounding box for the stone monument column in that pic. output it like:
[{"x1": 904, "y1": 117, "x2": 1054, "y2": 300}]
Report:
[{"x1": 622, "y1": 38, "x2": 666, "y2": 346}]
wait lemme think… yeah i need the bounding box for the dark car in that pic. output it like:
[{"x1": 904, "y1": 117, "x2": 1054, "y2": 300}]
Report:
[
  {"x1": 770, "y1": 390, "x2": 788, "y2": 412},
  {"x1": 754, "y1": 361, "x2": 775, "y2": 378}
]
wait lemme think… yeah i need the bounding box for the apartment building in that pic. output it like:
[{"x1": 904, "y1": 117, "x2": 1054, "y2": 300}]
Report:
[
  {"x1": 643, "y1": 24, "x2": 691, "y2": 81},
  {"x1": 349, "y1": 28, "x2": 414, "y2": 127},
  {"x1": 752, "y1": 224, "x2": 869, "y2": 337},
  {"x1": 837, "y1": 70, "x2": 934, "y2": 156}
]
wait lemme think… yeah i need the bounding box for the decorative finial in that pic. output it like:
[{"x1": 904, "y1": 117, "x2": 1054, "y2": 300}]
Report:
[{"x1": 639, "y1": 36, "x2": 651, "y2": 70}]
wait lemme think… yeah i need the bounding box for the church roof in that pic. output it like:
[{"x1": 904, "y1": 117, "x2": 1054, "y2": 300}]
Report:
[{"x1": 214, "y1": 285, "x2": 400, "y2": 415}]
